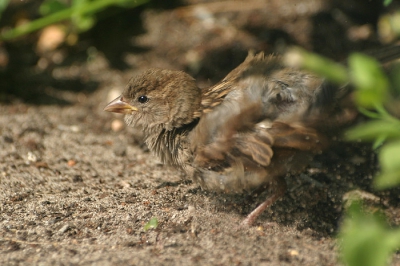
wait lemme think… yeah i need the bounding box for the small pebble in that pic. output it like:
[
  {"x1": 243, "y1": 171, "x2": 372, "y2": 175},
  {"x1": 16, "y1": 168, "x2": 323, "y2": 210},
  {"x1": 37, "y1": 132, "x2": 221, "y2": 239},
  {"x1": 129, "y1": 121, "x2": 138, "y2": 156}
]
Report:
[
  {"x1": 68, "y1": 160, "x2": 76, "y2": 167},
  {"x1": 111, "y1": 119, "x2": 125, "y2": 132}
]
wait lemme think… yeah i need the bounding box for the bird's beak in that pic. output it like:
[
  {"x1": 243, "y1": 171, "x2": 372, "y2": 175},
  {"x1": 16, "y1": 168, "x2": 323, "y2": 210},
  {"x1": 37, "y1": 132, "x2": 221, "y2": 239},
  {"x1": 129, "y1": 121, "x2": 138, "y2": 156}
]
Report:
[{"x1": 104, "y1": 96, "x2": 138, "y2": 114}]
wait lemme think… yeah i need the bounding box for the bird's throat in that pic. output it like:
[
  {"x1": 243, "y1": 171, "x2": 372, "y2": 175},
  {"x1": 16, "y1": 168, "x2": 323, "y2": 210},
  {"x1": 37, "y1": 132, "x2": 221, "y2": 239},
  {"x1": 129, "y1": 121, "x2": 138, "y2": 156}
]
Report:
[{"x1": 145, "y1": 119, "x2": 199, "y2": 166}]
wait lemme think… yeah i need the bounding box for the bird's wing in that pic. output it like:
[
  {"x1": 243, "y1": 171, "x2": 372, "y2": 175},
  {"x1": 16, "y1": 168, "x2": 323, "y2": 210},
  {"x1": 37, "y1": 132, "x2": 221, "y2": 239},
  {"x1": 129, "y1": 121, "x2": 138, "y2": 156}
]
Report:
[
  {"x1": 199, "y1": 51, "x2": 283, "y2": 114},
  {"x1": 192, "y1": 118, "x2": 327, "y2": 172},
  {"x1": 191, "y1": 52, "x2": 329, "y2": 169}
]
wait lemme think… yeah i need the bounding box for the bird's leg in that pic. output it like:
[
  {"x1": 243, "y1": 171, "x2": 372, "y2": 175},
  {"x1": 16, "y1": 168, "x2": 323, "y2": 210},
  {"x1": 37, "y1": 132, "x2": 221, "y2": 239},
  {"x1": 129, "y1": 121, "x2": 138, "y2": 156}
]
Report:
[{"x1": 241, "y1": 178, "x2": 287, "y2": 226}]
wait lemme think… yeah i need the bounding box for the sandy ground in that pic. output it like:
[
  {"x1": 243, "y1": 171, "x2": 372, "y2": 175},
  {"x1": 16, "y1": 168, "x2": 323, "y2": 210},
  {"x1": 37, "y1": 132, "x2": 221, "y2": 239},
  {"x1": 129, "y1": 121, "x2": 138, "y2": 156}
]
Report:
[{"x1": 1, "y1": 0, "x2": 400, "y2": 265}]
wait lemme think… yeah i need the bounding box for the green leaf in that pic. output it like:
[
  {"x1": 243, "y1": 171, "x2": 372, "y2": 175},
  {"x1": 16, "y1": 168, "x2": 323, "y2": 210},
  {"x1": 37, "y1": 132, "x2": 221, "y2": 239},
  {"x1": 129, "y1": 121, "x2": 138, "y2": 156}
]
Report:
[
  {"x1": 374, "y1": 141, "x2": 400, "y2": 189},
  {"x1": 375, "y1": 170, "x2": 400, "y2": 189},
  {"x1": 389, "y1": 63, "x2": 400, "y2": 96},
  {"x1": 358, "y1": 107, "x2": 381, "y2": 119},
  {"x1": 383, "y1": 0, "x2": 392, "y2": 6},
  {"x1": 339, "y1": 201, "x2": 400, "y2": 266},
  {"x1": 72, "y1": 0, "x2": 90, "y2": 6},
  {"x1": 379, "y1": 140, "x2": 400, "y2": 172},
  {"x1": 71, "y1": 0, "x2": 95, "y2": 31},
  {"x1": 349, "y1": 53, "x2": 389, "y2": 108},
  {"x1": 284, "y1": 48, "x2": 348, "y2": 84},
  {"x1": 40, "y1": 0, "x2": 69, "y2": 16},
  {"x1": 0, "y1": 0, "x2": 10, "y2": 20},
  {"x1": 143, "y1": 217, "x2": 158, "y2": 231},
  {"x1": 372, "y1": 134, "x2": 387, "y2": 149},
  {"x1": 345, "y1": 120, "x2": 400, "y2": 142},
  {"x1": 72, "y1": 15, "x2": 96, "y2": 32}
]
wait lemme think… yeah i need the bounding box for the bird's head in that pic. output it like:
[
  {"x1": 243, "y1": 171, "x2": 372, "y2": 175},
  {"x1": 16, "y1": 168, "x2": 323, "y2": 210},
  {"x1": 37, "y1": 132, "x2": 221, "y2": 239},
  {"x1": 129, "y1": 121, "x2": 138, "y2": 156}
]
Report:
[{"x1": 104, "y1": 69, "x2": 202, "y2": 131}]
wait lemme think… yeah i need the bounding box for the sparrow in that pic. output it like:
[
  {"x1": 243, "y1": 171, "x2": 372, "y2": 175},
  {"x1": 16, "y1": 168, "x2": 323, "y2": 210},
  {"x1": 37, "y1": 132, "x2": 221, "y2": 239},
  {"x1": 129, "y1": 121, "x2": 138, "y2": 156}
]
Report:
[{"x1": 104, "y1": 46, "x2": 400, "y2": 226}]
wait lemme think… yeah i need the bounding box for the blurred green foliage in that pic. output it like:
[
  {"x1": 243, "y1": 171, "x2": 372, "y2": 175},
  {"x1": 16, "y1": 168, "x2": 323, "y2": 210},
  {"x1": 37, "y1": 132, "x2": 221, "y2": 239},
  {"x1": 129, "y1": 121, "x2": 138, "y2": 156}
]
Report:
[
  {"x1": 288, "y1": 47, "x2": 400, "y2": 266},
  {"x1": 346, "y1": 54, "x2": 400, "y2": 191},
  {"x1": 285, "y1": 47, "x2": 348, "y2": 84},
  {"x1": 384, "y1": 0, "x2": 393, "y2": 6},
  {"x1": 339, "y1": 201, "x2": 400, "y2": 266},
  {"x1": 0, "y1": 0, "x2": 10, "y2": 19},
  {"x1": 0, "y1": 0, "x2": 149, "y2": 41},
  {"x1": 375, "y1": 140, "x2": 400, "y2": 188},
  {"x1": 349, "y1": 53, "x2": 389, "y2": 108}
]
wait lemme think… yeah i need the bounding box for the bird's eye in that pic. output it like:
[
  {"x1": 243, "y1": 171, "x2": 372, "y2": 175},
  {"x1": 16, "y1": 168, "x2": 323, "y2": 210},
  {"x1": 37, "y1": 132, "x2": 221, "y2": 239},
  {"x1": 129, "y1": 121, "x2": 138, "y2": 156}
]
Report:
[{"x1": 138, "y1": 95, "x2": 148, "y2": 103}]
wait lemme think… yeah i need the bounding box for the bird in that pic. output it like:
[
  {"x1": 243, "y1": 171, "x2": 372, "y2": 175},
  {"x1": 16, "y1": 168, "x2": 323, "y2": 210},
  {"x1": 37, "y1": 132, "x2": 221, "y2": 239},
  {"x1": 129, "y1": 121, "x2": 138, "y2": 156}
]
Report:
[{"x1": 104, "y1": 46, "x2": 400, "y2": 226}]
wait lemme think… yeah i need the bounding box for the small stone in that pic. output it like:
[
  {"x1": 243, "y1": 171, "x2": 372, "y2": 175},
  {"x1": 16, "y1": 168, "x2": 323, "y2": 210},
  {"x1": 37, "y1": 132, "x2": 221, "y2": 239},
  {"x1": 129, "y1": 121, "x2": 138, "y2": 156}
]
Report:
[
  {"x1": 111, "y1": 119, "x2": 125, "y2": 132},
  {"x1": 67, "y1": 160, "x2": 76, "y2": 167}
]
